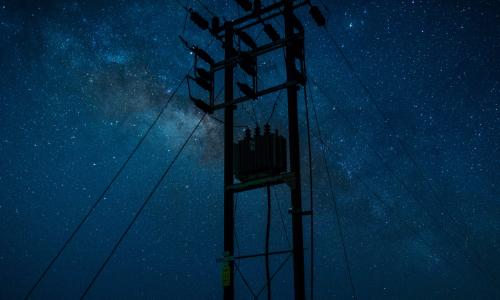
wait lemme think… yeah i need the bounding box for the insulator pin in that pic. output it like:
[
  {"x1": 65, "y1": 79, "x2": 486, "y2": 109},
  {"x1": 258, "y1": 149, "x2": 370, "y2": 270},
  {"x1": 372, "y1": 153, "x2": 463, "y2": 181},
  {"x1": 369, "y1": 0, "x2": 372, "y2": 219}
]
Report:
[
  {"x1": 263, "y1": 24, "x2": 280, "y2": 42},
  {"x1": 237, "y1": 30, "x2": 258, "y2": 49},
  {"x1": 309, "y1": 6, "x2": 326, "y2": 26},
  {"x1": 190, "y1": 10, "x2": 209, "y2": 30},
  {"x1": 192, "y1": 47, "x2": 214, "y2": 65},
  {"x1": 237, "y1": 82, "x2": 256, "y2": 99}
]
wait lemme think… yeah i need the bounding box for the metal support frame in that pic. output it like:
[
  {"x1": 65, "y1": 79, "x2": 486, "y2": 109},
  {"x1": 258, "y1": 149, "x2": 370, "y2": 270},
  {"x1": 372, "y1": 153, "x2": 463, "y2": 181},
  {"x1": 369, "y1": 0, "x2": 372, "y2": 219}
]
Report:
[
  {"x1": 186, "y1": 1, "x2": 311, "y2": 299},
  {"x1": 223, "y1": 1, "x2": 306, "y2": 299}
]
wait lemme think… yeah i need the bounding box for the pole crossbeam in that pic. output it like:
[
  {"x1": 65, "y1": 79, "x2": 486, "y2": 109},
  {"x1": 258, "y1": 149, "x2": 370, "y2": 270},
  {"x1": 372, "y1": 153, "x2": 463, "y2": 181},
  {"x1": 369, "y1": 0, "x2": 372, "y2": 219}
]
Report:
[
  {"x1": 213, "y1": 80, "x2": 300, "y2": 111},
  {"x1": 212, "y1": 33, "x2": 304, "y2": 71}
]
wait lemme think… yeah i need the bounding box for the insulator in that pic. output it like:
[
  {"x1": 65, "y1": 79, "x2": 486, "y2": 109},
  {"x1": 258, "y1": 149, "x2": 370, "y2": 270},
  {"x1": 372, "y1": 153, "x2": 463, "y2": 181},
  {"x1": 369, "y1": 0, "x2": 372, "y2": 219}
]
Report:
[
  {"x1": 309, "y1": 5, "x2": 326, "y2": 26},
  {"x1": 193, "y1": 76, "x2": 211, "y2": 91},
  {"x1": 190, "y1": 96, "x2": 213, "y2": 114},
  {"x1": 237, "y1": 30, "x2": 257, "y2": 49},
  {"x1": 237, "y1": 82, "x2": 255, "y2": 99},
  {"x1": 196, "y1": 67, "x2": 211, "y2": 82},
  {"x1": 292, "y1": 14, "x2": 304, "y2": 32},
  {"x1": 192, "y1": 47, "x2": 214, "y2": 65},
  {"x1": 263, "y1": 24, "x2": 280, "y2": 42},
  {"x1": 179, "y1": 35, "x2": 190, "y2": 49},
  {"x1": 234, "y1": 0, "x2": 252, "y2": 12},
  {"x1": 254, "y1": 125, "x2": 261, "y2": 136},
  {"x1": 190, "y1": 10, "x2": 209, "y2": 30},
  {"x1": 211, "y1": 17, "x2": 221, "y2": 35},
  {"x1": 264, "y1": 123, "x2": 270, "y2": 134},
  {"x1": 239, "y1": 52, "x2": 257, "y2": 76}
]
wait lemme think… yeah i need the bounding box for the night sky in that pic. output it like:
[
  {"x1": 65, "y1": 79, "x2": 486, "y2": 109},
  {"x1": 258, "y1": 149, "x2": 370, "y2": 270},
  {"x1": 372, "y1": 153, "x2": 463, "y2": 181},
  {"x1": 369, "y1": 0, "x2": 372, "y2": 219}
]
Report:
[{"x1": 1, "y1": 0, "x2": 499, "y2": 299}]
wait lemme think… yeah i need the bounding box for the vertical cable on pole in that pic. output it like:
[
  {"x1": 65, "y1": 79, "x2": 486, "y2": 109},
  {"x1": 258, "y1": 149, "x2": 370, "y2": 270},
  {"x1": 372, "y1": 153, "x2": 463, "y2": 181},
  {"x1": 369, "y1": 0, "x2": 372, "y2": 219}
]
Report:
[
  {"x1": 265, "y1": 186, "x2": 272, "y2": 300},
  {"x1": 303, "y1": 85, "x2": 314, "y2": 300}
]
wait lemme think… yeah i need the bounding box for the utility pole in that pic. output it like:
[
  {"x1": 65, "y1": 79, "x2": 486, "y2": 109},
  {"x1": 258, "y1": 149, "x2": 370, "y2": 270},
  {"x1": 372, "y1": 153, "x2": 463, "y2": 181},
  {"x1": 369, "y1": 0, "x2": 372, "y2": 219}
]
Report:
[
  {"x1": 223, "y1": 22, "x2": 235, "y2": 300},
  {"x1": 181, "y1": 1, "x2": 326, "y2": 298},
  {"x1": 284, "y1": 0, "x2": 306, "y2": 298}
]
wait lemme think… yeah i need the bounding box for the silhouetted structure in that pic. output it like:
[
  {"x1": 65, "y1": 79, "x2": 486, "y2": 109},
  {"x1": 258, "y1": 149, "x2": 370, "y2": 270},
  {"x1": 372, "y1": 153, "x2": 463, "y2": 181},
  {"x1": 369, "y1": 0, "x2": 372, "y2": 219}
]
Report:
[
  {"x1": 234, "y1": 125, "x2": 287, "y2": 182},
  {"x1": 181, "y1": 1, "x2": 326, "y2": 299}
]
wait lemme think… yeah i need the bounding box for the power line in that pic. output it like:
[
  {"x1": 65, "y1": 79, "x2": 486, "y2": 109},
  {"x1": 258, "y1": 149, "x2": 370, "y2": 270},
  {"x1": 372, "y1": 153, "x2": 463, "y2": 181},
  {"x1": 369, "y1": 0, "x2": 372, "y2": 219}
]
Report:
[
  {"x1": 318, "y1": 24, "x2": 500, "y2": 287},
  {"x1": 206, "y1": 86, "x2": 249, "y2": 128},
  {"x1": 305, "y1": 74, "x2": 358, "y2": 300},
  {"x1": 265, "y1": 89, "x2": 284, "y2": 124},
  {"x1": 307, "y1": 79, "x2": 500, "y2": 296},
  {"x1": 265, "y1": 186, "x2": 272, "y2": 300},
  {"x1": 22, "y1": 75, "x2": 188, "y2": 300},
  {"x1": 273, "y1": 187, "x2": 291, "y2": 247},
  {"x1": 256, "y1": 253, "x2": 293, "y2": 298},
  {"x1": 233, "y1": 194, "x2": 258, "y2": 299},
  {"x1": 234, "y1": 262, "x2": 257, "y2": 298},
  {"x1": 314, "y1": 109, "x2": 499, "y2": 299},
  {"x1": 320, "y1": 26, "x2": 473, "y2": 243},
  {"x1": 233, "y1": 193, "x2": 241, "y2": 255},
  {"x1": 315, "y1": 17, "x2": 500, "y2": 290},
  {"x1": 79, "y1": 114, "x2": 207, "y2": 299},
  {"x1": 302, "y1": 85, "x2": 315, "y2": 300}
]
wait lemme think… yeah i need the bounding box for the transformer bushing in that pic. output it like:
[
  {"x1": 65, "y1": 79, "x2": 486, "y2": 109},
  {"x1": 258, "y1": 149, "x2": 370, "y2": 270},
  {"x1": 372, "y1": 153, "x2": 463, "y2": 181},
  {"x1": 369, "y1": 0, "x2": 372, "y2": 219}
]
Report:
[{"x1": 233, "y1": 124, "x2": 287, "y2": 182}]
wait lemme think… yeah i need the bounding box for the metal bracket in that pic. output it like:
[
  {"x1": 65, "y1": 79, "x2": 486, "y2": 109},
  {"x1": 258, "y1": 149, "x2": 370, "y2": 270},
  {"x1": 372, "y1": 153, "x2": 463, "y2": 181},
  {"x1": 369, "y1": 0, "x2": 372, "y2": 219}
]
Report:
[{"x1": 226, "y1": 172, "x2": 295, "y2": 193}]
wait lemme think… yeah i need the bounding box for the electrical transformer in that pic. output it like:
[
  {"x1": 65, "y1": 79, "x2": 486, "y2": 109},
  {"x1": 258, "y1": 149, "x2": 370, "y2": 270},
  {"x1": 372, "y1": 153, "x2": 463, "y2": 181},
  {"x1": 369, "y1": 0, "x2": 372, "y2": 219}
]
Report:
[{"x1": 233, "y1": 124, "x2": 287, "y2": 182}]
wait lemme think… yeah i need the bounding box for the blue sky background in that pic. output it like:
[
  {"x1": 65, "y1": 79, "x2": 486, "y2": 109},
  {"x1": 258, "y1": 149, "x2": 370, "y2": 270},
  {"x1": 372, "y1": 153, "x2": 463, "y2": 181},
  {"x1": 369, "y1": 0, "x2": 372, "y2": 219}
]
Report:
[{"x1": 1, "y1": 0, "x2": 499, "y2": 299}]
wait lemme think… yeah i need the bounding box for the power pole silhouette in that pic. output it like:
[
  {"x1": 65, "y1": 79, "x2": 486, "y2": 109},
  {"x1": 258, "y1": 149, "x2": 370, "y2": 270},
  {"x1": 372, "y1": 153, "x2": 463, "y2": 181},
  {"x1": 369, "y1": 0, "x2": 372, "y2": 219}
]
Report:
[{"x1": 181, "y1": 1, "x2": 326, "y2": 298}]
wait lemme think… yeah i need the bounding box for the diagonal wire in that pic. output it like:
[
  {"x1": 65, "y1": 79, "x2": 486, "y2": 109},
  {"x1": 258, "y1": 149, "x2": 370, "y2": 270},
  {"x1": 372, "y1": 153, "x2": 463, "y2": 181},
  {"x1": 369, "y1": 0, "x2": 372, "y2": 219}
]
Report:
[
  {"x1": 303, "y1": 85, "x2": 315, "y2": 300},
  {"x1": 313, "y1": 2, "x2": 500, "y2": 278},
  {"x1": 25, "y1": 4, "x2": 209, "y2": 297},
  {"x1": 319, "y1": 24, "x2": 500, "y2": 291},
  {"x1": 265, "y1": 89, "x2": 284, "y2": 125},
  {"x1": 306, "y1": 79, "x2": 358, "y2": 300},
  {"x1": 22, "y1": 74, "x2": 188, "y2": 300},
  {"x1": 234, "y1": 193, "x2": 241, "y2": 255},
  {"x1": 265, "y1": 186, "x2": 272, "y2": 300},
  {"x1": 233, "y1": 194, "x2": 258, "y2": 298},
  {"x1": 207, "y1": 87, "x2": 249, "y2": 129},
  {"x1": 256, "y1": 253, "x2": 293, "y2": 298},
  {"x1": 308, "y1": 78, "x2": 500, "y2": 296},
  {"x1": 320, "y1": 26, "x2": 473, "y2": 244},
  {"x1": 320, "y1": 115, "x2": 500, "y2": 298},
  {"x1": 273, "y1": 187, "x2": 291, "y2": 247},
  {"x1": 79, "y1": 114, "x2": 207, "y2": 299},
  {"x1": 234, "y1": 262, "x2": 258, "y2": 298}
]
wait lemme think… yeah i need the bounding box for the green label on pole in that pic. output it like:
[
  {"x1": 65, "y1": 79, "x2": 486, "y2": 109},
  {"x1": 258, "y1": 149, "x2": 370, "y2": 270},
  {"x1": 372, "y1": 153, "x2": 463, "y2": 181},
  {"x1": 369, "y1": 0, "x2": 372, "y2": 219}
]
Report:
[{"x1": 222, "y1": 262, "x2": 231, "y2": 287}]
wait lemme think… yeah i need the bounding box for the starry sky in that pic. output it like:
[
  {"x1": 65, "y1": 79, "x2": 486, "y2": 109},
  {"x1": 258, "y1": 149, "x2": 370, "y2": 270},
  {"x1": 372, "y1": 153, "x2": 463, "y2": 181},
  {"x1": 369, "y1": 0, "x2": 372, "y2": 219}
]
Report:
[{"x1": 1, "y1": 0, "x2": 499, "y2": 299}]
